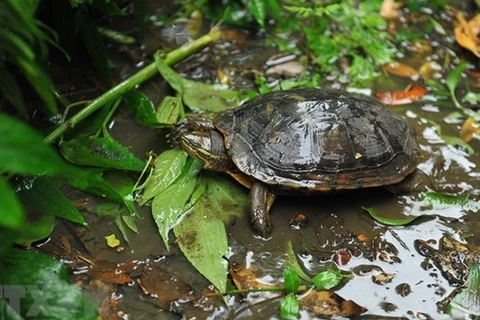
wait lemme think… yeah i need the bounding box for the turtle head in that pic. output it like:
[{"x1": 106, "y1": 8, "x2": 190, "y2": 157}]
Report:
[{"x1": 181, "y1": 130, "x2": 232, "y2": 171}]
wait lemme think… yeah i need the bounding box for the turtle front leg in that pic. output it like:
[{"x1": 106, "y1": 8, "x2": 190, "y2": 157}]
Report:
[{"x1": 250, "y1": 182, "x2": 276, "y2": 238}]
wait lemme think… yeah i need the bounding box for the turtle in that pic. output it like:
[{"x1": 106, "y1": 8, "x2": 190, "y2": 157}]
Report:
[{"x1": 175, "y1": 88, "x2": 421, "y2": 237}]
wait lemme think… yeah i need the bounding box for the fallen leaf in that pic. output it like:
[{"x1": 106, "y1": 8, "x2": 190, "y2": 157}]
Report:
[
  {"x1": 229, "y1": 263, "x2": 277, "y2": 290},
  {"x1": 460, "y1": 117, "x2": 480, "y2": 142},
  {"x1": 468, "y1": 14, "x2": 480, "y2": 35},
  {"x1": 383, "y1": 62, "x2": 419, "y2": 80},
  {"x1": 372, "y1": 272, "x2": 396, "y2": 285},
  {"x1": 375, "y1": 84, "x2": 428, "y2": 105},
  {"x1": 454, "y1": 11, "x2": 480, "y2": 58},
  {"x1": 137, "y1": 265, "x2": 197, "y2": 308},
  {"x1": 380, "y1": 0, "x2": 403, "y2": 19},
  {"x1": 299, "y1": 290, "x2": 367, "y2": 317},
  {"x1": 89, "y1": 260, "x2": 139, "y2": 284},
  {"x1": 98, "y1": 293, "x2": 123, "y2": 320},
  {"x1": 105, "y1": 234, "x2": 120, "y2": 248},
  {"x1": 419, "y1": 61, "x2": 442, "y2": 81}
]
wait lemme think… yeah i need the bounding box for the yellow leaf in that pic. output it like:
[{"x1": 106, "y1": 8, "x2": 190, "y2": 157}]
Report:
[
  {"x1": 460, "y1": 117, "x2": 480, "y2": 143},
  {"x1": 105, "y1": 234, "x2": 120, "y2": 248},
  {"x1": 454, "y1": 12, "x2": 480, "y2": 58},
  {"x1": 383, "y1": 62, "x2": 419, "y2": 80}
]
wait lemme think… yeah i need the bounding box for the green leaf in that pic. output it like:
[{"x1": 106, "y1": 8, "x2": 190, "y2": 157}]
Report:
[
  {"x1": 423, "y1": 192, "x2": 480, "y2": 211},
  {"x1": 266, "y1": 0, "x2": 281, "y2": 19},
  {"x1": 280, "y1": 292, "x2": 299, "y2": 320},
  {"x1": 442, "y1": 135, "x2": 475, "y2": 155},
  {"x1": 0, "y1": 249, "x2": 98, "y2": 319},
  {"x1": 448, "y1": 263, "x2": 480, "y2": 317},
  {"x1": 157, "y1": 96, "x2": 183, "y2": 125},
  {"x1": 141, "y1": 149, "x2": 188, "y2": 204},
  {"x1": 122, "y1": 90, "x2": 158, "y2": 126},
  {"x1": 0, "y1": 177, "x2": 24, "y2": 229},
  {"x1": 98, "y1": 27, "x2": 136, "y2": 44},
  {"x1": 60, "y1": 135, "x2": 145, "y2": 171},
  {"x1": 312, "y1": 269, "x2": 343, "y2": 290},
  {"x1": 0, "y1": 113, "x2": 73, "y2": 175},
  {"x1": 152, "y1": 159, "x2": 204, "y2": 250},
  {"x1": 154, "y1": 56, "x2": 242, "y2": 113},
  {"x1": 123, "y1": 91, "x2": 183, "y2": 127},
  {"x1": 102, "y1": 171, "x2": 138, "y2": 215},
  {"x1": 283, "y1": 267, "x2": 300, "y2": 293},
  {"x1": 13, "y1": 212, "x2": 55, "y2": 247},
  {"x1": 446, "y1": 62, "x2": 468, "y2": 109},
  {"x1": 66, "y1": 168, "x2": 124, "y2": 203},
  {"x1": 362, "y1": 206, "x2": 420, "y2": 226},
  {"x1": 174, "y1": 205, "x2": 229, "y2": 293},
  {"x1": 247, "y1": 0, "x2": 267, "y2": 27},
  {"x1": 173, "y1": 175, "x2": 248, "y2": 292},
  {"x1": 203, "y1": 175, "x2": 249, "y2": 222},
  {"x1": 285, "y1": 241, "x2": 312, "y2": 282},
  {"x1": 18, "y1": 177, "x2": 86, "y2": 226}
]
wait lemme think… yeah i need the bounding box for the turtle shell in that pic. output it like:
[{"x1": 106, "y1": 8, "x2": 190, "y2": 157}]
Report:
[{"x1": 214, "y1": 89, "x2": 419, "y2": 192}]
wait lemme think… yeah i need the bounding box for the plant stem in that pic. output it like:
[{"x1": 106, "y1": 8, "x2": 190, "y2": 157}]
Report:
[{"x1": 44, "y1": 29, "x2": 222, "y2": 144}]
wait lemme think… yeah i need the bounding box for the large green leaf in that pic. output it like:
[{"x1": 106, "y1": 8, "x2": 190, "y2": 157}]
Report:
[
  {"x1": 18, "y1": 177, "x2": 86, "y2": 226},
  {"x1": 0, "y1": 249, "x2": 98, "y2": 319},
  {"x1": 141, "y1": 149, "x2": 188, "y2": 204},
  {"x1": 66, "y1": 168, "x2": 124, "y2": 203},
  {"x1": 175, "y1": 207, "x2": 229, "y2": 293},
  {"x1": 154, "y1": 56, "x2": 242, "y2": 113},
  {"x1": 60, "y1": 135, "x2": 145, "y2": 171},
  {"x1": 0, "y1": 113, "x2": 72, "y2": 175},
  {"x1": 0, "y1": 177, "x2": 24, "y2": 229},
  {"x1": 152, "y1": 159, "x2": 204, "y2": 250},
  {"x1": 173, "y1": 176, "x2": 248, "y2": 293}
]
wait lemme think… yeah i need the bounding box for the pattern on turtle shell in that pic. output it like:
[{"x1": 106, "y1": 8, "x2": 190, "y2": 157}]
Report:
[{"x1": 215, "y1": 89, "x2": 419, "y2": 191}]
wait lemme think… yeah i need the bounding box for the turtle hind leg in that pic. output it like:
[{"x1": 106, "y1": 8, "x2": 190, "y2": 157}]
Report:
[
  {"x1": 384, "y1": 169, "x2": 430, "y2": 194},
  {"x1": 250, "y1": 182, "x2": 276, "y2": 238}
]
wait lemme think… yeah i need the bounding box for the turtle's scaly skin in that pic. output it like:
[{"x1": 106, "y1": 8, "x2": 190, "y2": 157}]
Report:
[{"x1": 214, "y1": 89, "x2": 419, "y2": 193}]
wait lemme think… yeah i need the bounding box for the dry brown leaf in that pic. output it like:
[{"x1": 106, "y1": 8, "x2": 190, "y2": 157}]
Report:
[
  {"x1": 299, "y1": 290, "x2": 367, "y2": 318},
  {"x1": 137, "y1": 265, "x2": 197, "y2": 303},
  {"x1": 229, "y1": 263, "x2": 277, "y2": 290},
  {"x1": 372, "y1": 272, "x2": 395, "y2": 285},
  {"x1": 380, "y1": 0, "x2": 403, "y2": 19},
  {"x1": 454, "y1": 12, "x2": 480, "y2": 58},
  {"x1": 383, "y1": 62, "x2": 419, "y2": 80},
  {"x1": 460, "y1": 117, "x2": 480, "y2": 142}
]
